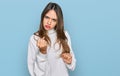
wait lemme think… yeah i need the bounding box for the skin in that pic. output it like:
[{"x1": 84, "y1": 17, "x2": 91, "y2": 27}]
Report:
[
  {"x1": 43, "y1": 10, "x2": 57, "y2": 31},
  {"x1": 37, "y1": 10, "x2": 72, "y2": 64}
]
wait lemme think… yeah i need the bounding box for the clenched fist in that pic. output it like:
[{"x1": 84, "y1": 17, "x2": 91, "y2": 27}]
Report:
[
  {"x1": 61, "y1": 53, "x2": 72, "y2": 64},
  {"x1": 37, "y1": 37, "x2": 47, "y2": 54}
]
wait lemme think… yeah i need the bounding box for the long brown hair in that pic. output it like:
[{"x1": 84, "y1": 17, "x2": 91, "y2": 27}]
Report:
[{"x1": 34, "y1": 2, "x2": 70, "y2": 53}]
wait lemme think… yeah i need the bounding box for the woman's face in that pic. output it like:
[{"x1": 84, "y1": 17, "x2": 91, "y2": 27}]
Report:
[{"x1": 43, "y1": 10, "x2": 58, "y2": 31}]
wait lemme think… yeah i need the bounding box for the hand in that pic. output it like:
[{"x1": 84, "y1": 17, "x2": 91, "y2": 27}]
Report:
[
  {"x1": 61, "y1": 53, "x2": 72, "y2": 64},
  {"x1": 37, "y1": 37, "x2": 47, "y2": 54}
]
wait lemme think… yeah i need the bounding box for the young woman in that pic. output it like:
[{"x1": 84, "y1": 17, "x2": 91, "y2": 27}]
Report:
[{"x1": 28, "y1": 2, "x2": 76, "y2": 76}]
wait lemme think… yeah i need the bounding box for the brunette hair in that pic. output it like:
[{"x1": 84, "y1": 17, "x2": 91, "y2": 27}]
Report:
[{"x1": 34, "y1": 2, "x2": 70, "y2": 53}]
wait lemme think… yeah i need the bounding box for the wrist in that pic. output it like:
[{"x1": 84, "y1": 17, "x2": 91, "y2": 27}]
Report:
[{"x1": 39, "y1": 47, "x2": 47, "y2": 54}]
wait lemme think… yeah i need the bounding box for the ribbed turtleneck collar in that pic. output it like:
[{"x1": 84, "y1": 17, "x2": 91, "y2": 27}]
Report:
[{"x1": 47, "y1": 29, "x2": 56, "y2": 34}]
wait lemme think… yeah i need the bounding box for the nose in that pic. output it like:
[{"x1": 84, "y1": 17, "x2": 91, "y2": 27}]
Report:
[{"x1": 47, "y1": 19, "x2": 52, "y2": 25}]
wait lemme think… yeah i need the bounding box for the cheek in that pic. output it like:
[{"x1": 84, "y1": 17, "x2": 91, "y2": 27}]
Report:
[
  {"x1": 43, "y1": 19, "x2": 46, "y2": 24},
  {"x1": 51, "y1": 23, "x2": 57, "y2": 28},
  {"x1": 43, "y1": 19, "x2": 47, "y2": 26}
]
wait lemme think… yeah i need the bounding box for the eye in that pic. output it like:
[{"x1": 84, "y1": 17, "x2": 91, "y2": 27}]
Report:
[
  {"x1": 44, "y1": 16, "x2": 49, "y2": 19},
  {"x1": 52, "y1": 19, "x2": 57, "y2": 22}
]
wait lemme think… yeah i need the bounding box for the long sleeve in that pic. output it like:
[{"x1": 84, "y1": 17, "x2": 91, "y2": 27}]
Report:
[
  {"x1": 27, "y1": 35, "x2": 47, "y2": 76},
  {"x1": 65, "y1": 31, "x2": 76, "y2": 71}
]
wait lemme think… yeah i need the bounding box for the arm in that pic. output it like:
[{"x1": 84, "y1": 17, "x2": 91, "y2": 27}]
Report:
[
  {"x1": 65, "y1": 31, "x2": 76, "y2": 71},
  {"x1": 27, "y1": 35, "x2": 47, "y2": 76}
]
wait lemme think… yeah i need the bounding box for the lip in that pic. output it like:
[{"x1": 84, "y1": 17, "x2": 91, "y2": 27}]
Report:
[{"x1": 45, "y1": 25, "x2": 51, "y2": 29}]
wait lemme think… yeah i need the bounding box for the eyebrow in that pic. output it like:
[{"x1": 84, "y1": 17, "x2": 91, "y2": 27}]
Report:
[{"x1": 45, "y1": 15, "x2": 57, "y2": 21}]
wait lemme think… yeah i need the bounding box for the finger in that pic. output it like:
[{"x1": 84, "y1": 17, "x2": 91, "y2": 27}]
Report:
[
  {"x1": 37, "y1": 42, "x2": 40, "y2": 48},
  {"x1": 65, "y1": 58, "x2": 72, "y2": 64},
  {"x1": 68, "y1": 58, "x2": 72, "y2": 64},
  {"x1": 62, "y1": 55, "x2": 68, "y2": 60},
  {"x1": 67, "y1": 54, "x2": 72, "y2": 59},
  {"x1": 42, "y1": 41, "x2": 46, "y2": 47},
  {"x1": 63, "y1": 53, "x2": 68, "y2": 58},
  {"x1": 64, "y1": 53, "x2": 69, "y2": 59},
  {"x1": 44, "y1": 40, "x2": 47, "y2": 46},
  {"x1": 61, "y1": 53, "x2": 65, "y2": 58},
  {"x1": 37, "y1": 38, "x2": 40, "y2": 44},
  {"x1": 41, "y1": 38, "x2": 46, "y2": 44},
  {"x1": 42, "y1": 37, "x2": 45, "y2": 40},
  {"x1": 38, "y1": 39, "x2": 43, "y2": 46},
  {"x1": 43, "y1": 39, "x2": 47, "y2": 44},
  {"x1": 63, "y1": 58, "x2": 70, "y2": 64},
  {"x1": 42, "y1": 40, "x2": 47, "y2": 47},
  {"x1": 66, "y1": 53, "x2": 71, "y2": 58},
  {"x1": 38, "y1": 39, "x2": 44, "y2": 47}
]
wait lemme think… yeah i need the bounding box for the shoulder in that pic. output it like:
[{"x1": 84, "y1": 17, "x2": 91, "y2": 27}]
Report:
[
  {"x1": 64, "y1": 30, "x2": 72, "y2": 45},
  {"x1": 64, "y1": 30, "x2": 70, "y2": 38},
  {"x1": 29, "y1": 34, "x2": 40, "y2": 43}
]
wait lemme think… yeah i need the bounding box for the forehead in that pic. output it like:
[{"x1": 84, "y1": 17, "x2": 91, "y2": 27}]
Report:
[{"x1": 45, "y1": 10, "x2": 57, "y2": 19}]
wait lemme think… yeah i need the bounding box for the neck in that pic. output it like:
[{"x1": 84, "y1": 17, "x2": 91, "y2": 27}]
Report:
[{"x1": 47, "y1": 29, "x2": 56, "y2": 34}]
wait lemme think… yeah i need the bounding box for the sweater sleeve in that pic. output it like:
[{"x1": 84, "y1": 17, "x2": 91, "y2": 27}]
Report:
[
  {"x1": 65, "y1": 31, "x2": 76, "y2": 71},
  {"x1": 27, "y1": 35, "x2": 47, "y2": 76}
]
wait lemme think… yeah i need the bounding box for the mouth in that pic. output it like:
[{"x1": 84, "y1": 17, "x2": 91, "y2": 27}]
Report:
[{"x1": 45, "y1": 25, "x2": 51, "y2": 29}]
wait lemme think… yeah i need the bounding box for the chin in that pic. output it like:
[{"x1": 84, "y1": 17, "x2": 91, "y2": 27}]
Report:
[{"x1": 44, "y1": 28, "x2": 50, "y2": 31}]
